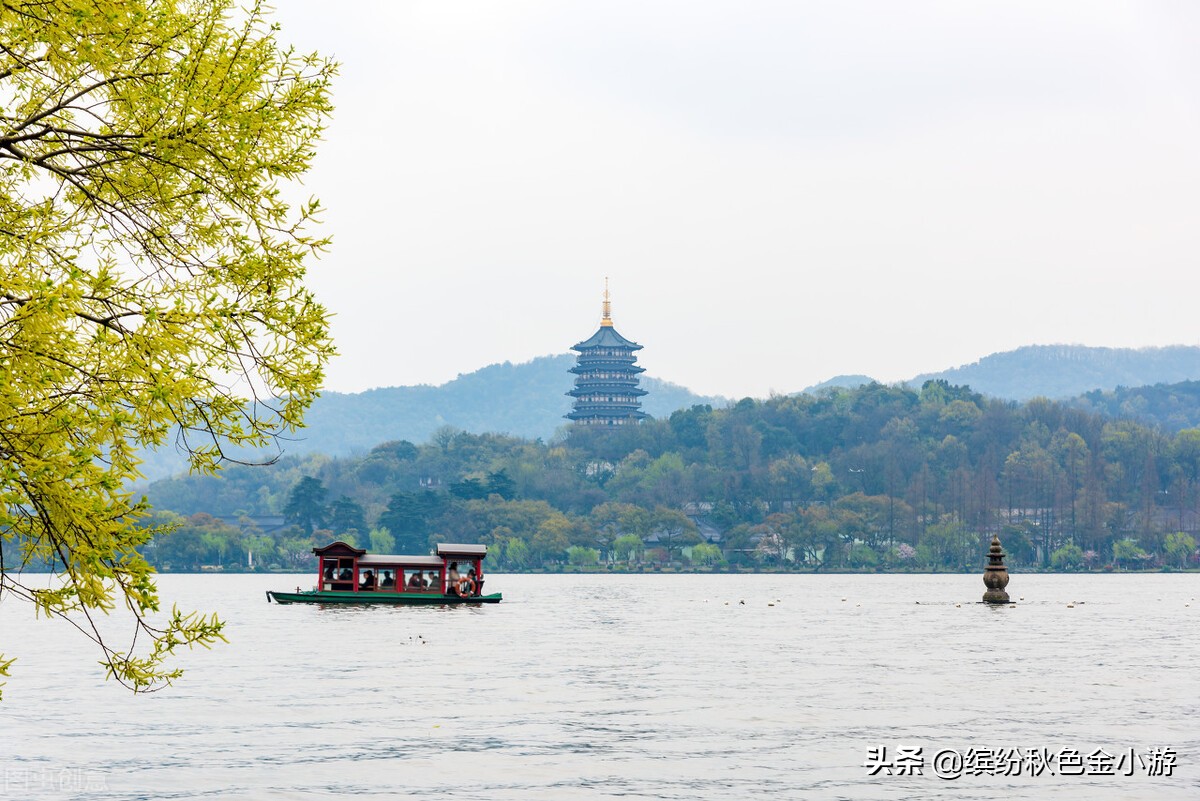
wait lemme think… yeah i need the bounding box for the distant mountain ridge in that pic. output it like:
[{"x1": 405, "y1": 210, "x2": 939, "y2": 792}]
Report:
[
  {"x1": 296, "y1": 354, "x2": 724, "y2": 450},
  {"x1": 910, "y1": 345, "x2": 1200, "y2": 401},
  {"x1": 803, "y1": 345, "x2": 1200, "y2": 403},
  {"x1": 137, "y1": 345, "x2": 1200, "y2": 482},
  {"x1": 801, "y1": 374, "x2": 878, "y2": 395},
  {"x1": 137, "y1": 355, "x2": 725, "y2": 481}
]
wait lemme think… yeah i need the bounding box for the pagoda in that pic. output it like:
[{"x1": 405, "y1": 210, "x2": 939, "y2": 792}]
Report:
[{"x1": 566, "y1": 282, "x2": 648, "y2": 426}]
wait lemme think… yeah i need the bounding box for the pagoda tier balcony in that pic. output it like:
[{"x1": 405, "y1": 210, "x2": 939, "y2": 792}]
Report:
[
  {"x1": 568, "y1": 401, "x2": 647, "y2": 411},
  {"x1": 571, "y1": 374, "x2": 647, "y2": 385},
  {"x1": 573, "y1": 352, "x2": 643, "y2": 362},
  {"x1": 567, "y1": 399, "x2": 645, "y2": 411},
  {"x1": 568, "y1": 402, "x2": 648, "y2": 410},
  {"x1": 572, "y1": 348, "x2": 641, "y2": 356},
  {"x1": 569, "y1": 390, "x2": 648, "y2": 400},
  {"x1": 567, "y1": 386, "x2": 648, "y2": 398},
  {"x1": 572, "y1": 375, "x2": 645, "y2": 384},
  {"x1": 570, "y1": 376, "x2": 645, "y2": 387},
  {"x1": 566, "y1": 362, "x2": 643, "y2": 374},
  {"x1": 566, "y1": 409, "x2": 649, "y2": 422}
]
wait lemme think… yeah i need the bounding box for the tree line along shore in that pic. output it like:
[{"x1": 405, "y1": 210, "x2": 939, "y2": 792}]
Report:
[{"x1": 88, "y1": 380, "x2": 1200, "y2": 575}]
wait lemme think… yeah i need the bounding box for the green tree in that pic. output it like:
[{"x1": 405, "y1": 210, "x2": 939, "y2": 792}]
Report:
[
  {"x1": 327, "y1": 495, "x2": 367, "y2": 539},
  {"x1": 611, "y1": 534, "x2": 644, "y2": 564},
  {"x1": 690, "y1": 542, "x2": 723, "y2": 567},
  {"x1": 152, "y1": 527, "x2": 206, "y2": 571},
  {"x1": 243, "y1": 535, "x2": 276, "y2": 570},
  {"x1": 649, "y1": 507, "x2": 702, "y2": 562},
  {"x1": 277, "y1": 533, "x2": 316, "y2": 569},
  {"x1": 566, "y1": 546, "x2": 600, "y2": 566},
  {"x1": 919, "y1": 518, "x2": 976, "y2": 570},
  {"x1": 1050, "y1": 542, "x2": 1085, "y2": 571},
  {"x1": 485, "y1": 470, "x2": 516, "y2": 499},
  {"x1": 1164, "y1": 532, "x2": 1196, "y2": 569},
  {"x1": 283, "y1": 477, "x2": 328, "y2": 535},
  {"x1": 450, "y1": 477, "x2": 488, "y2": 500},
  {"x1": 0, "y1": 0, "x2": 335, "y2": 696},
  {"x1": 766, "y1": 455, "x2": 812, "y2": 510},
  {"x1": 377, "y1": 491, "x2": 447, "y2": 553},
  {"x1": 503, "y1": 537, "x2": 531, "y2": 569},
  {"x1": 810, "y1": 462, "x2": 836, "y2": 503},
  {"x1": 1112, "y1": 538, "x2": 1147, "y2": 570},
  {"x1": 637, "y1": 452, "x2": 690, "y2": 507},
  {"x1": 200, "y1": 532, "x2": 230, "y2": 567},
  {"x1": 846, "y1": 542, "x2": 879, "y2": 569},
  {"x1": 369, "y1": 527, "x2": 396, "y2": 555},
  {"x1": 589, "y1": 502, "x2": 650, "y2": 560},
  {"x1": 530, "y1": 515, "x2": 572, "y2": 564}
]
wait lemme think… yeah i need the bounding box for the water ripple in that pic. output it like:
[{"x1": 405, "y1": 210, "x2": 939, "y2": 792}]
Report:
[{"x1": 1, "y1": 573, "x2": 1197, "y2": 800}]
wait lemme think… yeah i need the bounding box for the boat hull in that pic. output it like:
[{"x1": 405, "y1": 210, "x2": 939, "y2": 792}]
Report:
[{"x1": 267, "y1": 589, "x2": 502, "y2": 605}]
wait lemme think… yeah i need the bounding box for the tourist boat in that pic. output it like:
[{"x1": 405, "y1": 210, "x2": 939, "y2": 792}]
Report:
[{"x1": 266, "y1": 541, "x2": 501, "y2": 605}]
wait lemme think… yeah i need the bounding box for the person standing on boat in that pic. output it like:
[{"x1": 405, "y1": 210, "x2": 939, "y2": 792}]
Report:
[{"x1": 445, "y1": 562, "x2": 460, "y2": 595}]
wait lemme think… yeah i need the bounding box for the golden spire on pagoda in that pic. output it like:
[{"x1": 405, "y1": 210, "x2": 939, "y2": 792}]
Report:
[{"x1": 601, "y1": 277, "x2": 613, "y2": 327}]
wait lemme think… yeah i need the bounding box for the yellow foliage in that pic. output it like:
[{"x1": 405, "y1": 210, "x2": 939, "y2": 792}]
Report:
[{"x1": 0, "y1": 0, "x2": 335, "y2": 695}]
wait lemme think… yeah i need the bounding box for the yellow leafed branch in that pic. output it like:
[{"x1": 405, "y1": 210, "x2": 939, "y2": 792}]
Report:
[{"x1": 0, "y1": 0, "x2": 336, "y2": 695}]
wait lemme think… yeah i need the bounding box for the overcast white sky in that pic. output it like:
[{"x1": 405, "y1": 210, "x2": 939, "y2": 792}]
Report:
[{"x1": 270, "y1": 0, "x2": 1200, "y2": 399}]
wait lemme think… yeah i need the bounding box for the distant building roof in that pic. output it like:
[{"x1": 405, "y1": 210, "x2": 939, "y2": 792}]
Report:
[
  {"x1": 693, "y1": 517, "x2": 724, "y2": 544},
  {"x1": 572, "y1": 325, "x2": 642, "y2": 351},
  {"x1": 215, "y1": 514, "x2": 288, "y2": 533}
]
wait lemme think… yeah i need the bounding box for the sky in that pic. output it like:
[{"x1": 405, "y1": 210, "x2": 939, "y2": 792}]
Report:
[{"x1": 268, "y1": 0, "x2": 1200, "y2": 400}]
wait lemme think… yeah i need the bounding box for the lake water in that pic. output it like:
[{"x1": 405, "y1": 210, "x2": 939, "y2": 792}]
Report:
[{"x1": 0, "y1": 573, "x2": 1197, "y2": 800}]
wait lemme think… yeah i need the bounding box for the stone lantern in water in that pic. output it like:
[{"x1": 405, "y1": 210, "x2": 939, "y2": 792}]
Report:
[{"x1": 982, "y1": 535, "x2": 1011, "y2": 604}]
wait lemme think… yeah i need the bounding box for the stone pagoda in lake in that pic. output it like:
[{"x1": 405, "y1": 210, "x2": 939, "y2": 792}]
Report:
[{"x1": 566, "y1": 282, "x2": 648, "y2": 426}]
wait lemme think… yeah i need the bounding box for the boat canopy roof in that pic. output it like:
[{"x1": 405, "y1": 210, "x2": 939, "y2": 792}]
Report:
[
  {"x1": 437, "y1": 543, "x2": 488, "y2": 558},
  {"x1": 313, "y1": 541, "x2": 366, "y2": 557},
  {"x1": 358, "y1": 554, "x2": 443, "y2": 568},
  {"x1": 311, "y1": 541, "x2": 487, "y2": 563}
]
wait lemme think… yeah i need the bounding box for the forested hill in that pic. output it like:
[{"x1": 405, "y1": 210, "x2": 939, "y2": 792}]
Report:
[
  {"x1": 136, "y1": 355, "x2": 724, "y2": 480},
  {"x1": 136, "y1": 380, "x2": 1200, "y2": 574},
  {"x1": 1069, "y1": 381, "x2": 1200, "y2": 433},
  {"x1": 909, "y1": 345, "x2": 1200, "y2": 401},
  {"x1": 136, "y1": 345, "x2": 1200, "y2": 482}
]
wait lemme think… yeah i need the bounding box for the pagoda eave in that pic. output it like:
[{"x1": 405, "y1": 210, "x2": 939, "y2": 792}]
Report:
[
  {"x1": 567, "y1": 388, "x2": 648, "y2": 398},
  {"x1": 565, "y1": 411, "x2": 650, "y2": 421},
  {"x1": 570, "y1": 364, "x2": 645, "y2": 374}
]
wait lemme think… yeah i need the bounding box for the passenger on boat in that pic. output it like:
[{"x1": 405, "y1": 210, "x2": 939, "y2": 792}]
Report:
[
  {"x1": 467, "y1": 568, "x2": 479, "y2": 596},
  {"x1": 407, "y1": 571, "x2": 424, "y2": 589},
  {"x1": 454, "y1": 568, "x2": 478, "y2": 598},
  {"x1": 338, "y1": 568, "x2": 352, "y2": 581},
  {"x1": 360, "y1": 570, "x2": 376, "y2": 590},
  {"x1": 380, "y1": 570, "x2": 395, "y2": 588},
  {"x1": 426, "y1": 571, "x2": 438, "y2": 589},
  {"x1": 445, "y1": 562, "x2": 460, "y2": 595}
]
